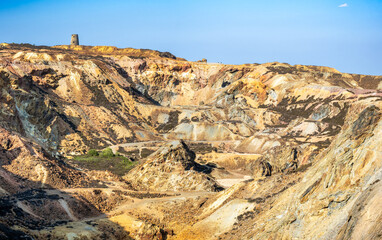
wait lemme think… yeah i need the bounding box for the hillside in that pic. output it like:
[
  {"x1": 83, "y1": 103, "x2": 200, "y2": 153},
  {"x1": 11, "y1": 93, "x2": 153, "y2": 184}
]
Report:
[{"x1": 0, "y1": 43, "x2": 381, "y2": 239}]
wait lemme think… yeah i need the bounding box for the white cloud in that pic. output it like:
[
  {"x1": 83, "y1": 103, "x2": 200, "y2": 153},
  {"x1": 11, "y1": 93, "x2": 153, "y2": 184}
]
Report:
[{"x1": 338, "y1": 3, "x2": 348, "y2": 7}]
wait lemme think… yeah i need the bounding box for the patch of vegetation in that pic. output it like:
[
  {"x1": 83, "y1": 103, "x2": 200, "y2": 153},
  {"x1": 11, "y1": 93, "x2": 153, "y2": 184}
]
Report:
[
  {"x1": 100, "y1": 147, "x2": 114, "y2": 157},
  {"x1": 87, "y1": 149, "x2": 99, "y2": 156},
  {"x1": 73, "y1": 148, "x2": 137, "y2": 176}
]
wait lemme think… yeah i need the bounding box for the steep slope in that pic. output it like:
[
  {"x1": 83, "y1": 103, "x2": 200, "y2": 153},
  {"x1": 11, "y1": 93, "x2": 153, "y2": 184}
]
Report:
[
  {"x1": 0, "y1": 43, "x2": 381, "y2": 239},
  {"x1": 174, "y1": 101, "x2": 382, "y2": 240},
  {"x1": 0, "y1": 44, "x2": 162, "y2": 156},
  {"x1": 1, "y1": 43, "x2": 382, "y2": 157}
]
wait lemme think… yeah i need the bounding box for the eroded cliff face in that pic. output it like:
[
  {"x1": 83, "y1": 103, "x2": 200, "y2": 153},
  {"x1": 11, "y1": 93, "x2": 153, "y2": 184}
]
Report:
[{"x1": 0, "y1": 43, "x2": 381, "y2": 239}]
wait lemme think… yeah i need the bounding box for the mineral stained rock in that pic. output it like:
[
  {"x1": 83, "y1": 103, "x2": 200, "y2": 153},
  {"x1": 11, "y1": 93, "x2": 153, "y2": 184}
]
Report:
[
  {"x1": 124, "y1": 140, "x2": 222, "y2": 192},
  {"x1": 0, "y1": 43, "x2": 381, "y2": 239}
]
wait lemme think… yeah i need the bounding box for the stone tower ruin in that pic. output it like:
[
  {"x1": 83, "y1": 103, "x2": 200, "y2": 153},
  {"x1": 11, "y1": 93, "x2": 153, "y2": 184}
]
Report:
[{"x1": 71, "y1": 34, "x2": 79, "y2": 46}]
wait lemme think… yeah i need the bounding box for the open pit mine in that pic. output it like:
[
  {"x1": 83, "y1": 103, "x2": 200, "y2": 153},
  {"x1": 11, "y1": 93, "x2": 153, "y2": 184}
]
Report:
[{"x1": 0, "y1": 42, "x2": 381, "y2": 240}]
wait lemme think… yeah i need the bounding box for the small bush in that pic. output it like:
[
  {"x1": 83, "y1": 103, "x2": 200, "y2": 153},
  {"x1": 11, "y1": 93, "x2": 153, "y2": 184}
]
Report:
[
  {"x1": 72, "y1": 146, "x2": 138, "y2": 176},
  {"x1": 87, "y1": 149, "x2": 99, "y2": 156},
  {"x1": 100, "y1": 148, "x2": 114, "y2": 158}
]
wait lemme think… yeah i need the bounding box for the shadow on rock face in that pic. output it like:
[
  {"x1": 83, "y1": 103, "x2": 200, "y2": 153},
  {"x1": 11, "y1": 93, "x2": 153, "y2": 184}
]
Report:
[
  {"x1": 124, "y1": 140, "x2": 224, "y2": 192},
  {"x1": 351, "y1": 105, "x2": 381, "y2": 139},
  {"x1": 0, "y1": 129, "x2": 134, "y2": 240}
]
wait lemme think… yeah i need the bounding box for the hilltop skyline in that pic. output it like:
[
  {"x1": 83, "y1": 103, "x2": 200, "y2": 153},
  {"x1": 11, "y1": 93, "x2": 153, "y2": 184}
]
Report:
[{"x1": 1, "y1": 0, "x2": 381, "y2": 75}]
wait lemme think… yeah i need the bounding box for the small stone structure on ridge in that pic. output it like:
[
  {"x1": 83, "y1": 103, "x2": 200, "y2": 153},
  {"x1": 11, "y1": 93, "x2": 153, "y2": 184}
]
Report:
[{"x1": 71, "y1": 34, "x2": 79, "y2": 46}]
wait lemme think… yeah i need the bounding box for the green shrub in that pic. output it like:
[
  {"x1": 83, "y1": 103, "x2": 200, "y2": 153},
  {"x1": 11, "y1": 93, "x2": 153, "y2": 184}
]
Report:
[
  {"x1": 87, "y1": 149, "x2": 99, "y2": 156},
  {"x1": 72, "y1": 148, "x2": 137, "y2": 176},
  {"x1": 100, "y1": 147, "x2": 114, "y2": 157}
]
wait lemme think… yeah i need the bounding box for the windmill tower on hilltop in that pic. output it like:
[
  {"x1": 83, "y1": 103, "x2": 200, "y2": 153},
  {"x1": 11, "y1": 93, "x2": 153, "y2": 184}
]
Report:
[{"x1": 70, "y1": 34, "x2": 79, "y2": 46}]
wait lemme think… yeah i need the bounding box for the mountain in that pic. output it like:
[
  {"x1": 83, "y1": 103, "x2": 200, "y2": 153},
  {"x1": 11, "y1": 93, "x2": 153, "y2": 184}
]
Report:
[{"x1": 0, "y1": 43, "x2": 381, "y2": 239}]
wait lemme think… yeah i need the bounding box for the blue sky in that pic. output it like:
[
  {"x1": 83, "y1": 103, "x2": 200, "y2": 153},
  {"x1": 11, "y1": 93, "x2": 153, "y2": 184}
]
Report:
[{"x1": 1, "y1": 0, "x2": 381, "y2": 75}]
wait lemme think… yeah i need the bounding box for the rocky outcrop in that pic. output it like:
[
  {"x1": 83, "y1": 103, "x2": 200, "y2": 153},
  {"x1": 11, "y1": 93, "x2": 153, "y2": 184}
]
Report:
[
  {"x1": 176, "y1": 101, "x2": 382, "y2": 240},
  {"x1": 1, "y1": 43, "x2": 382, "y2": 158},
  {"x1": 125, "y1": 140, "x2": 221, "y2": 192},
  {"x1": 0, "y1": 43, "x2": 382, "y2": 239},
  {"x1": 0, "y1": 127, "x2": 109, "y2": 239},
  {"x1": 0, "y1": 127, "x2": 93, "y2": 191}
]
